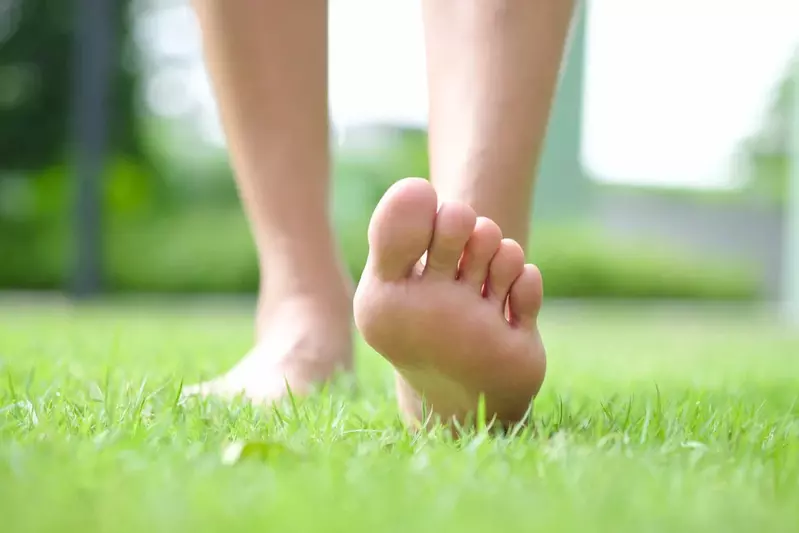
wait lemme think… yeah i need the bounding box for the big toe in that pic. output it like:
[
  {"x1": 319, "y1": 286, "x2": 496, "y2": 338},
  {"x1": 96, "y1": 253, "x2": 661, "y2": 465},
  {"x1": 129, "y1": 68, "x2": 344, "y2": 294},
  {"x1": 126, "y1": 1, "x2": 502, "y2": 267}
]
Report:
[{"x1": 366, "y1": 178, "x2": 438, "y2": 281}]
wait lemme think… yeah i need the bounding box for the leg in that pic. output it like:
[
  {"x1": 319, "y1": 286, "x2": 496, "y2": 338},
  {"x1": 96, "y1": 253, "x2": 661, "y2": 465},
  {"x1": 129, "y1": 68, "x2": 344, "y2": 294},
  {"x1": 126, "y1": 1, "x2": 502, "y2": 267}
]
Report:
[
  {"x1": 184, "y1": 0, "x2": 353, "y2": 402},
  {"x1": 354, "y1": 0, "x2": 575, "y2": 427},
  {"x1": 424, "y1": 0, "x2": 574, "y2": 246}
]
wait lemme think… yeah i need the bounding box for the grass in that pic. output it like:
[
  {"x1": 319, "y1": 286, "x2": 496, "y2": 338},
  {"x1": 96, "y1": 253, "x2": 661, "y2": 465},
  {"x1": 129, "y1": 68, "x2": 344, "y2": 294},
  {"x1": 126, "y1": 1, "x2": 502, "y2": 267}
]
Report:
[{"x1": 1, "y1": 298, "x2": 799, "y2": 532}]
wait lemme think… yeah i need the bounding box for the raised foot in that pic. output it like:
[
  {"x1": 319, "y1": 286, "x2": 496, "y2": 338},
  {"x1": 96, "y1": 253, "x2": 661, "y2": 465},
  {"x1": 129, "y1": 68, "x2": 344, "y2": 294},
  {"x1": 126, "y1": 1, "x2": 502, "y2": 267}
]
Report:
[{"x1": 354, "y1": 178, "x2": 546, "y2": 428}]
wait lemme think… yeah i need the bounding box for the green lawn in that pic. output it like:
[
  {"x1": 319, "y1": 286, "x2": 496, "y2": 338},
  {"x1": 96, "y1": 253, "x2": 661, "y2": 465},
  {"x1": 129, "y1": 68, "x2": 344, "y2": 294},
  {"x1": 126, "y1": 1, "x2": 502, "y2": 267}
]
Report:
[{"x1": 1, "y1": 299, "x2": 798, "y2": 532}]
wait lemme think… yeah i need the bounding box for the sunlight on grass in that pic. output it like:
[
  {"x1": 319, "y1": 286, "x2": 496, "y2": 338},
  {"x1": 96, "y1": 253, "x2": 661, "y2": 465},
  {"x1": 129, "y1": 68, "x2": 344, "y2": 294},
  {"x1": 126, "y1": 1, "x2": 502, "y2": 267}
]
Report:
[{"x1": 1, "y1": 300, "x2": 798, "y2": 532}]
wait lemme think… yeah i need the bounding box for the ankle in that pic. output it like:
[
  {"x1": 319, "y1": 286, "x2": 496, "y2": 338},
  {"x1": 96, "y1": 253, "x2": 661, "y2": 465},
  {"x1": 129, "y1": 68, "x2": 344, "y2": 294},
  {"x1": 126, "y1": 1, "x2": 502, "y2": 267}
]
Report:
[
  {"x1": 258, "y1": 238, "x2": 352, "y2": 294},
  {"x1": 255, "y1": 291, "x2": 353, "y2": 352},
  {"x1": 258, "y1": 289, "x2": 352, "y2": 319},
  {"x1": 257, "y1": 268, "x2": 352, "y2": 331}
]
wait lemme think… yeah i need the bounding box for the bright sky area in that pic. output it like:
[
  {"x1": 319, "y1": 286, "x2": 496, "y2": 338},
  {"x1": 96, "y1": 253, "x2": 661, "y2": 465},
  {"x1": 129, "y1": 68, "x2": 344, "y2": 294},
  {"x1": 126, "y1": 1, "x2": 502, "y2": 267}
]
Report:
[{"x1": 145, "y1": 0, "x2": 799, "y2": 189}]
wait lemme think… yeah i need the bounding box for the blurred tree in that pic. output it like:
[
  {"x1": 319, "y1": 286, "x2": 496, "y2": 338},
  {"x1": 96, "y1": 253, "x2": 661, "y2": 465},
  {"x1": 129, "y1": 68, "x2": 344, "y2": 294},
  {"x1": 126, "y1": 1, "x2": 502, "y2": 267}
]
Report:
[
  {"x1": 743, "y1": 50, "x2": 797, "y2": 204},
  {"x1": 0, "y1": 0, "x2": 143, "y2": 172},
  {"x1": 0, "y1": 0, "x2": 156, "y2": 290}
]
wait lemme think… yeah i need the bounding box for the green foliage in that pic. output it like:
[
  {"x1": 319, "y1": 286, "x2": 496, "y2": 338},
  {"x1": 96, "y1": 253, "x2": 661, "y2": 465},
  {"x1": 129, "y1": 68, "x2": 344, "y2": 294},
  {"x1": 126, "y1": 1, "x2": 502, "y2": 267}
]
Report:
[
  {"x1": 0, "y1": 123, "x2": 761, "y2": 299},
  {"x1": 0, "y1": 0, "x2": 160, "y2": 290},
  {"x1": 739, "y1": 49, "x2": 796, "y2": 206},
  {"x1": 744, "y1": 154, "x2": 790, "y2": 207},
  {"x1": 0, "y1": 0, "x2": 143, "y2": 172},
  {"x1": 532, "y1": 226, "x2": 759, "y2": 300},
  {"x1": 104, "y1": 208, "x2": 259, "y2": 293},
  {"x1": 0, "y1": 201, "x2": 761, "y2": 300},
  {"x1": 0, "y1": 0, "x2": 72, "y2": 171},
  {"x1": 0, "y1": 157, "x2": 161, "y2": 289}
]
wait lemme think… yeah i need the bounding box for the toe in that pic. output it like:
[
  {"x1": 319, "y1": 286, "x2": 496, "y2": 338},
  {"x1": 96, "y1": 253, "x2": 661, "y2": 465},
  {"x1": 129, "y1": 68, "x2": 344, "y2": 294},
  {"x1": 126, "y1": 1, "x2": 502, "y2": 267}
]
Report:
[
  {"x1": 458, "y1": 217, "x2": 503, "y2": 292},
  {"x1": 366, "y1": 178, "x2": 438, "y2": 281},
  {"x1": 423, "y1": 202, "x2": 477, "y2": 279},
  {"x1": 486, "y1": 239, "x2": 526, "y2": 307},
  {"x1": 509, "y1": 264, "x2": 543, "y2": 329}
]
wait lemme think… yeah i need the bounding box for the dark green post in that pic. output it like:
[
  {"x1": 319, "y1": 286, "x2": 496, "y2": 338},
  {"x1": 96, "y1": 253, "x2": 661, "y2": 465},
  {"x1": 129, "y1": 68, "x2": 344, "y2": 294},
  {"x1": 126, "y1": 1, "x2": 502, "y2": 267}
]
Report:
[{"x1": 72, "y1": 0, "x2": 113, "y2": 296}]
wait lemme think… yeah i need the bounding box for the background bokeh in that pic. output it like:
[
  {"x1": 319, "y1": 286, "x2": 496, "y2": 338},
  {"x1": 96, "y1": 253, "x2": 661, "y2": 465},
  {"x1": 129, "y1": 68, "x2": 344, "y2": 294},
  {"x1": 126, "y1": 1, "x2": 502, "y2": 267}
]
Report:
[{"x1": 1, "y1": 0, "x2": 797, "y2": 304}]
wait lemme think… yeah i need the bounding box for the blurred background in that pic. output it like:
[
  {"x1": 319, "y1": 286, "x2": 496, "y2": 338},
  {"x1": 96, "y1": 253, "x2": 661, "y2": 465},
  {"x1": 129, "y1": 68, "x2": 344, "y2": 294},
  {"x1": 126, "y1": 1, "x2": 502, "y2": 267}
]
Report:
[{"x1": 1, "y1": 0, "x2": 798, "y2": 307}]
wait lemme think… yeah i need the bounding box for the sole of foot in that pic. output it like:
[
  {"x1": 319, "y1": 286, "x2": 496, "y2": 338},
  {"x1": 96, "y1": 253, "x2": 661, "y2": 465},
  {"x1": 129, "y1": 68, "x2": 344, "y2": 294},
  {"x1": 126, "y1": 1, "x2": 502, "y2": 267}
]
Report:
[{"x1": 354, "y1": 177, "x2": 546, "y2": 429}]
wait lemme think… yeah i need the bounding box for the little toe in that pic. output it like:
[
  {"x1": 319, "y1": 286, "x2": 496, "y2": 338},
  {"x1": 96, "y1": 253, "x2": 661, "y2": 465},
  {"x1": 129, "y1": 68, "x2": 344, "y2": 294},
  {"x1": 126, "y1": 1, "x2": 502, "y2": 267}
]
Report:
[{"x1": 509, "y1": 264, "x2": 544, "y2": 329}]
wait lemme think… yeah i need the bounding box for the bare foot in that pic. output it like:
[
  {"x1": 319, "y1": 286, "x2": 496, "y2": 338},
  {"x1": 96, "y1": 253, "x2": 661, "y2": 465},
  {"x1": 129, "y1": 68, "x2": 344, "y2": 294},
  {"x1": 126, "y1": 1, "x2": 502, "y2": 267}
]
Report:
[
  {"x1": 183, "y1": 298, "x2": 352, "y2": 403},
  {"x1": 354, "y1": 178, "x2": 546, "y2": 427}
]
